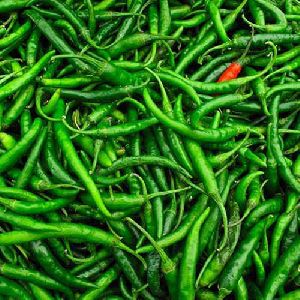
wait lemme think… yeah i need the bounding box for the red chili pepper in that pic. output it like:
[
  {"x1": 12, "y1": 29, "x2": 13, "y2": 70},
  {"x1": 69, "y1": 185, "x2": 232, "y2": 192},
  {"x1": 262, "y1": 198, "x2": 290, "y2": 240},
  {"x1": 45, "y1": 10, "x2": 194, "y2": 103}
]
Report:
[
  {"x1": 217, "y1": 62, "x2": 242, "y2": 82},
  {"x1": 217, "y1": 34, "x2": 254, "y2": 82}
]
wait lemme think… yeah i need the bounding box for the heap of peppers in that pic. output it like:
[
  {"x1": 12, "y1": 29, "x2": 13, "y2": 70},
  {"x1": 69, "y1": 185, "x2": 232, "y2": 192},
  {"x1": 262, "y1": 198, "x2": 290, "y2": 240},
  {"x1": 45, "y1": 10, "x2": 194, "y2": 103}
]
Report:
[{"x1": 0, "y1": 0, "x2": 298, "y2": 299}]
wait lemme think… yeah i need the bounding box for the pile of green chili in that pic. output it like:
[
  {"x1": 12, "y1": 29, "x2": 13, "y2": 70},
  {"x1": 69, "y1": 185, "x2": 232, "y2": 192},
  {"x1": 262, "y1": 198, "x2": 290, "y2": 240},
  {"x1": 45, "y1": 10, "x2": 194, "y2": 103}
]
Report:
[{"x1": 0, "y1": 0, "x2": 299, "y2": 299}]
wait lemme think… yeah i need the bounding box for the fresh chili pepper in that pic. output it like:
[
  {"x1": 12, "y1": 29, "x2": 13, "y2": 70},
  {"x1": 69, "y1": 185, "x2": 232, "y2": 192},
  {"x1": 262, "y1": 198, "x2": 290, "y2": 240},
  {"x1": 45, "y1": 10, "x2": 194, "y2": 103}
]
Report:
[
  {"x1": 0, "y1": 275, "x2": 33, "y2": 300},
  {"x1": 268, "y1": 54, "x2": 300, "y2": 78},
  {"x1": 2, "y1": 84, "x2": 35, "y2": 129},
  {"x1": 148, "y1": 78, "x2": 195, "y2": 176},
  {"x1": 114, "y1": 0, "x2": 145, "y2": 43},
  {"x1": 0, "y1": 21, "x2": 32, "y2": 49},
  {"x1": 113, "y1": 248, "x2": 155, "y2": 300},
  {"x1": 137, "y1": 195, "x2": 211, "y2": 254},
  {"x1": 63, "y1": 116, "x2": 159, "y2": 138},
  {"x1": 279, "y1": 289, "x2": 300, "y2": 300},
  {"x1": 218, "y1": 216, "x2": 274, "y2": 298},
  {"x1": 0, "y1": 187, "x2": 43, "y2": 202},
  {"x1": 243, "y1": 197, "x2": 283, "y2": 229},
  {"x1": 0, "y1": 1, "x2": 297, "y2": 298},
  {"x1": 0, "y1": 132, "x2": 16, "y2": 150},
  {"x1": 243, "y1": 0, "x2": 287, "y2": 33},
  {"x1": 106, "y1": 33, "x2": 174, "y2": 59},
  {"x1": 143, "y1": 88, "x2": 252, "y2": 142},
  {"x1": 268, "y1": 83, "x2": 300, "y2": 193},
  {"x1": 206, "y1": 0, "x2": 230, "y2": 43},
  {"x1": 172, "y1": 12, "x2": 207, "y2": 28},
  {"x1": 252, "y1": 45, "x2": 300, "y2": 67},
  {"x1": 0, "y1": 262, "x2": 73, "y2": 298},
  {"x1": 234, "y1": 171, "x2": 264, "y2": 211},
  {"x1": 53, "y1": 99, "x2": 111, "y2": 217},
  {"x1": 175, "y1": 0, "x2": 247, "y2": 74},
  {"x1": 44, "y1": 123, "x2": 77, "y2": 185},
  {"x1": 79, "y1": 266, "x2": 120, "y2": 300},
  {"x1": 76, "y1": 258, "x2": 113, "y2": 280},
  {"x1": 197, "y1": 201, "x2": 241, "y2": 288},
  {"x1": 191, "y1": 93, "x2": 252, "y2": 125},
  {"x1": 26, "y1": 28, "x2": 40, "y2": 66},
  {"x1": 253, "y1": 250, "x2": 266, "y2": 286},
  {"x1": 30, "y1": 240, "x2": 96, "y2": 290},
  {"x1": 15, "y1": 127, "x2": 47, "y2": 188},
  {"x1": 270, "y1": 192, "x2": 299, "y2": 266},
  {"x1": 0, "y1": 197, "x2": 72, "y2": 215},
  {"x1": 263, "y1": 237, "x2": 300, "y2": 300},
  {"x1": 126, "y1": 216, "x2": 184, "y2": 300},
  {"x1": 0, "y1": 51, "x2": 54, "y2": 102},
  {"x1": 30, "y1": 283, "x2": 55, "y2": 300},
  {"x1": 146, "y1": 252, "x2": 163, "y2": 297},
  {"x1": 248, "y1": 0, "x2": 265, "y2": 26},
  {"x1": 98, "y1": 155, "x2": 191, "y2": 178},
  {"x1": 0, "y1": 118, "x2": 42, "y2": 174},
  {"x1": 74, "y1": 135, "x2": 112, "y2": 168},
  {"x1": 191, "y1": 50, "x2": 240, "y2": 81},
  {"x1": 178, "y1": 207, "x2": 210, "y2": 299}
]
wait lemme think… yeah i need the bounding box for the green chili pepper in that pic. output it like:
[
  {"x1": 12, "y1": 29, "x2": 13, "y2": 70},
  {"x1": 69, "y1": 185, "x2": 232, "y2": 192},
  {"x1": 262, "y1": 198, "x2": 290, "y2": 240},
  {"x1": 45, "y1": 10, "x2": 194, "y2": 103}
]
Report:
[
  {"x1": 53, "y1": 99, "x2": 111, "y2": 217},
  {"x1": 263, "y1": 237, "x2": 300, "y2": 300},
  {"x1": 0, "y1": 262, "x2": 73, "y2": 298},
  {"x1": 178, "y1": 207, "x2": 210, "y2": 299},
  {"x1": 0, "y1": 51, "x2": 54, "y2": 102},
  {"x1": 218, "y1": 217, "x2": 273, "y2": 298}
]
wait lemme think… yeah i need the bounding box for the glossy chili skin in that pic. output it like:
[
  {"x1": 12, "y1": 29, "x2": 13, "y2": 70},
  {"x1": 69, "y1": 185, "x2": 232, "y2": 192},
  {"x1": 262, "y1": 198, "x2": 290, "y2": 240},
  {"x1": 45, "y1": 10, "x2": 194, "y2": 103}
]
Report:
[
  {"x1": 269, "y1": 85, "x2": 300, "y2": 193},
  {"x1": 0, "y1": 262, "x2": 73, "y2": 298},
  {"x1": 175, "y1": 0, "x2": 247, "y2": 74},
  {"x1": 53, "y1": 99, "x2": 111, "y2": 217},
  {"x1": 0, "y1": 275, "x2": 33, "y2": 300},
  {"x1": 218, "y1": 217, "x2": 271, "y2": 298},
  {"x1": 263, "y1": 237, "x2": 300, "y2": 300},
  {"x1": 0, "y1": 21, "x2": 32, "y2": 49},
  {"x1": 270, "y1": 193, "x2": 298, "y2": 265},
  {"x1": 0, "y1": 1, "x2": 298, "y2": 299},
  {"x1": 15, "y1": 127, "x2": 47, "y2": 188},
  {"x1": 2, "y1": 84, "x2": 35, "y2": 129},
  {"x1": 44, "y1": 123, "x2": 77, "y2": 185},
  {"x1": 79, "y1": 266, "x2": 120, "y2": 300},
  {"x1": 198, "y1": 201, "x2": 241, "y2": 288},
  {"x1": 0, "y1": 196, "x2": 72, "y2": 214},
  {"x1": 0, "y1": 118, "x2": 43, "y2": 174},
  {"x1": 29, "y1": 240, "x2": 101, "y2": 290},
  {"x1": 113, "y1": 248, "x2": 155, "y2": 300},
  {"x1": 178, "y1": 208, "x2": 210, "y2": 299},
  {"x1": 25, "y1": 9, "x2": 139, "y2": 86},
  {"x1": 0, "y1": 51, "x2": 54, "y2": 102},
  {"x1": 143, "y1": 88, "x2": 249, "y2": 143}
]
